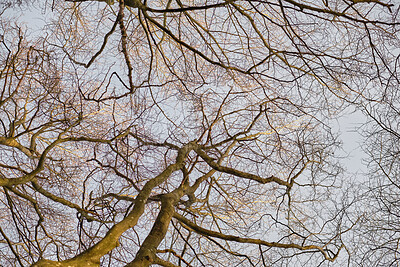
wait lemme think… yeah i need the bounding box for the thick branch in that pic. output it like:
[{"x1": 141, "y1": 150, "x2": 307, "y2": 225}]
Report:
[
  {"x1": 126, "y1": 196, "x2": 176, "y2": 267},
  {"x1": 194, "y1": 147, "x2": 290, "y2": 187},
  {"x1": 173, "y1": 213, "x2": 341, "y2": 262},
  {"x1": 0, "y1": 138, "x2": 64, "y2": 186},
  {"x1": 33, "y1": 142, "x2": 196, "y2": 266}
]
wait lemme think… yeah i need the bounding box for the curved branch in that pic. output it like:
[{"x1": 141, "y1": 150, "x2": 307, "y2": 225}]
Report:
[
  {"x1": 173, "y1": 213, "x2": 342, "y2": 262},
  {"x1": 194, "y1": 147, "x2": 290, "y2": 187}
]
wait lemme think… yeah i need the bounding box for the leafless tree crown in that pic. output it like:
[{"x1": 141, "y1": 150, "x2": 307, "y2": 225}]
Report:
[{"x1": 0, "y1": 0, "x2": 399, "y2": 266}]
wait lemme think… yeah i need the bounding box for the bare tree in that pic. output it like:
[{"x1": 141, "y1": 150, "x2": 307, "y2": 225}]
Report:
[
  {"x1": 0, "y1": 0, "x2": 398, "y2": 266},
  {"x1": 352, "y1": 86, "x2": 400, "y2": 265}
]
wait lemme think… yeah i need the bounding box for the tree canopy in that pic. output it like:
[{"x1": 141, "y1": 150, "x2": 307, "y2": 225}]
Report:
[{"x1": 0, "y1": 0, "x2": 399, "y2": 266}]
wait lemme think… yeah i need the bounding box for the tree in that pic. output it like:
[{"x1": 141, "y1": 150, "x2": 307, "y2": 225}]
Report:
[
  {"x1": 352, "y1": 81, "x2": 400, "y2": 265},
  {"x1": 0, "y1": 0, "x2": 397, "y2": 266}
]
